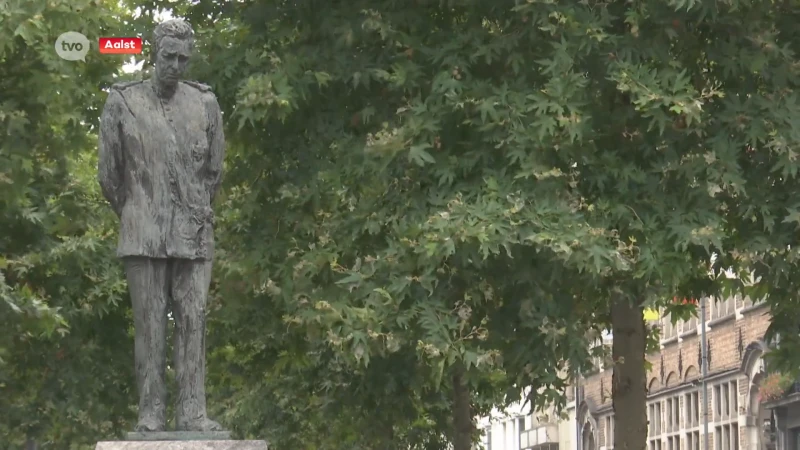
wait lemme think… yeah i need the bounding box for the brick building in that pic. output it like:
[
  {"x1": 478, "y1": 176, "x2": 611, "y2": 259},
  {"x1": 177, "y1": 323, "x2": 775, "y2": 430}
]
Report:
[
  {"x1": 478, "y1": 296, "x2": 776, "y2": 450},
  {"x1": 576, "y1": 296, "x2": 772, "y2": 450}
]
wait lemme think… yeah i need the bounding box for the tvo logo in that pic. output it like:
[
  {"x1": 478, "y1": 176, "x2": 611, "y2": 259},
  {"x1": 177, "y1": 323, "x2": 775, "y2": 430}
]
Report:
[{"x1": 55, "y1": 31, "x2": 90, "y2": 61}]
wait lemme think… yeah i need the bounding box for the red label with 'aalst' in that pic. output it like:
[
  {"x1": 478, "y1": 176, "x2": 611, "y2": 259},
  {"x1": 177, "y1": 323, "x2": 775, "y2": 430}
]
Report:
[{"x1": 98, "y1": 37, "x2": 142, "y2": 54}]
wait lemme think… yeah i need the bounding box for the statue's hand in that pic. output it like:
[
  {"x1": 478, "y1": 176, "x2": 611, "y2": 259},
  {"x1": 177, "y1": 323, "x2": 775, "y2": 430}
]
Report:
[{"x1": 190, "y1": 206, "x2": 215, "y2": 226}]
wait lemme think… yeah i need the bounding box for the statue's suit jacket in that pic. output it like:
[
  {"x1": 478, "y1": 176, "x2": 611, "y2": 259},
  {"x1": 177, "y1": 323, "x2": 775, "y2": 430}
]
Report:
[{"x1": 98, "y1": 79, "x2": 225, "y2": 260}]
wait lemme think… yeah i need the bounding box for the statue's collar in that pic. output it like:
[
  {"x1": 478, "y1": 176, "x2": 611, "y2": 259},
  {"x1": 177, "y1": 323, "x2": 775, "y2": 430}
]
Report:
[{"x1": 149, "y1": 78, "x2": 178, "y2": 101}]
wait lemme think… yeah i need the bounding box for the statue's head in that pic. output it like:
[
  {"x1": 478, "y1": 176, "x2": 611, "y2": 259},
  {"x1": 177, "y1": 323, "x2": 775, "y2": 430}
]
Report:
[{"x1": 152, "y1": 19, "x2": 194, "y2": 89}]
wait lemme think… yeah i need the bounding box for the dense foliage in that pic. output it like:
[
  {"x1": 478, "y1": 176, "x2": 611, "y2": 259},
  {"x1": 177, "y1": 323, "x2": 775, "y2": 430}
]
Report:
[
  {"x1": 4, "y1": 0, "x2": 800, "y2": 449},
  {"x1": 182, "y1": 0, "x2": 800, "y2": 447},
  {"x1": 0, "y1": 0, "x2": 140, "y2": 447},
  {"x1": 189, "y1": 1, "x2": 630, "y2": 446}
]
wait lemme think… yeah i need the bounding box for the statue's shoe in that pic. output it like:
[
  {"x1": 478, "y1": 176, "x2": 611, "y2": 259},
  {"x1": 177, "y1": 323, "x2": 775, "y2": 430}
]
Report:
[
  {"x1": 177, "y1": 417, "x2": 224, "y2": 432},
  {"x1": 134, "y1": 417, "x2": 165, "y2": 432}
]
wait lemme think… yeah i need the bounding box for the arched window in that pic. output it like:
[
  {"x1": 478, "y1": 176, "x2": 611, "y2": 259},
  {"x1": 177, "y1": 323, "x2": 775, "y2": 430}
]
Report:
[
  {"x1": 582, "y1": 422, "x2": 596, "y2": 450},
  {"x1": 749, "y1": 361, "x2": 776, "y2": 450}
]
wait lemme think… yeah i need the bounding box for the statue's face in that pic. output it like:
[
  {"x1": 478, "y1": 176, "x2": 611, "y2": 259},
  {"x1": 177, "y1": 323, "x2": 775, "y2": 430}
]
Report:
[{"x1": 154, "y1": 36, "x2": 192, "y2": 87}]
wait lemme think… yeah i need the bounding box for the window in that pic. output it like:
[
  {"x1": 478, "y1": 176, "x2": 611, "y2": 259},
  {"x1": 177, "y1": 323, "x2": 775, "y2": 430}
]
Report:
[
  {"x1": 714, "y1": 380, "x2": 740, "y2": 450},
  {"x1": 674, "y1": 397, "x2": 681, "y2": 427},
  {"x1": 665, "y1": 397, "x2": 680, "y2": 432},
  {"x1": 648, "y1": 401, "x2": 663, "y2": 450},
  {"x1": 686, "y1": 431, "x2": 700, "y2": 450},
  {"x1": 710, "y1": 296, "x2": 735, "y2": 321},
  {"x1": 715, "y1": 424, "x2": 739, "y2": 450},
  {"x1": 666, "y1": 398, "x2": 673, "y2": 431},
  {"x1": 685, "y1": 390, "x2": 701, "y2": 450},
  {"x1": 583, "y1": 423, "x2": 596, "y2": 450},
  {"x1": 521, "y1": 412, "x2": 559, "y2": 450},
  {"x1": 685, "y1": 391, "x2": 700, "y2": 428},
  {"x1": 742, "y1": 294, "x2": 766, "y2": 309},
  {"x1": 604, "y1": 415, "x2": 614, "y2": 449},
  {"x1": 667, "y1": 435, "x2": 681, "y2": 450},
  {"x1": 662, "y1": 312, "x2": 678, "y2": 341},
  {"x1": 682, "y1": 314, "x2": 698, "y2": 335},
  {"x1": 663, "y1": 396, "x2": 681, "y2": 450},
  {"x1": 714, "y1": 381, "x2": 738, "y2": 420}
]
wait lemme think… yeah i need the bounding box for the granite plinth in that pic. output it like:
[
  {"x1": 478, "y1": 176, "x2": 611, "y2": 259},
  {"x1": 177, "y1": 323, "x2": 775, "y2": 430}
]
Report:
[
  {"x1": 125, "y1": 432, "x2": 232, "y2": 441},
  {"x1": 96, "y1": 440, "x2": 268, "y2": 450}
]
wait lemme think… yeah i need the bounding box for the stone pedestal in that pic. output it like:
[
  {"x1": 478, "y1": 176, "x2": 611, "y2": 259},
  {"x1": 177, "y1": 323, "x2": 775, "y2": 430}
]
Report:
[
  {"x1": 124, "y1": 432, "x2": 233, "y2": 441},
  {"x1": 96, "y1": 433, "x2": 268, "y2": 450},
  {"x1": 95, "y1": 441, "x2": 268, "y2": 450}
]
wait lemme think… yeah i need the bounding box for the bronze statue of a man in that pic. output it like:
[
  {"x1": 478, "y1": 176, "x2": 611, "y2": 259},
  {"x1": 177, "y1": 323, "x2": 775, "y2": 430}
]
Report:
[{"x1": 98, "y1": 19, "x2": 225, "y2": 433}]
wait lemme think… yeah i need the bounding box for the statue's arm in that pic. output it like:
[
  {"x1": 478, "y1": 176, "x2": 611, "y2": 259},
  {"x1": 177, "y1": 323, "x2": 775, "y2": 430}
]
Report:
[
  {"x1": 205, "y1": 94, "x2": 226, "y2": 203},
  {"x1": 98, "y1": 90, "x2": 126, "y2": 216}
]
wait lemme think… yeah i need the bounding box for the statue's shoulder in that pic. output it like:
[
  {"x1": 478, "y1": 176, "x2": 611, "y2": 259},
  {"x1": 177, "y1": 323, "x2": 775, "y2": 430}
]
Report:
[
  {"x1": 182, "y1": 81, "x2": 220, "y2": 111},
  {"x1": 110, "y1": 80, "x2": 144, "y2": 92},
  {"x1": 181, "y1": 80, "x2": 213, "y2": 93}
]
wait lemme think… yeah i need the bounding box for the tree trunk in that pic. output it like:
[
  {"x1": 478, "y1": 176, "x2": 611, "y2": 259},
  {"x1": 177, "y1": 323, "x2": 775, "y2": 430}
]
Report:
[
  {"x1": 611, "y1": 297, "x2": 648, "y2": 450},
  {"x1": 452, "y1": 363, "x2": 474, "y2": 450}
]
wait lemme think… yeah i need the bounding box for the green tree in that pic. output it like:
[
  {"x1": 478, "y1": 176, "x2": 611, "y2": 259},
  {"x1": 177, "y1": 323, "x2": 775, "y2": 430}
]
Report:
[
  {"x1": 0, "y1": 0, "x2": 146, "y2": 447},
  {"x1": 6, "y1": 1, "x2": 797, "y2": 449},
  {"x1": 186, "y1": 1, "x2": 633, "y2": 449},
  {"x1": 194, "y1": 1, "x2": 800, "y2": 450},
  {"x1": 702, "y1": 0, "x2": 800, "y2": 375}
]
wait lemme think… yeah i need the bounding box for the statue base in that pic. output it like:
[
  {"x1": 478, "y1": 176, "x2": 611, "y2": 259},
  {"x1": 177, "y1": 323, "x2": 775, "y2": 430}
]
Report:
[
  {"x1": 96, "y1": 432, "x2": 268, "y2": 450},
  {"x1": 125, "y1": 432, "x2": 233, "y2": 441}
]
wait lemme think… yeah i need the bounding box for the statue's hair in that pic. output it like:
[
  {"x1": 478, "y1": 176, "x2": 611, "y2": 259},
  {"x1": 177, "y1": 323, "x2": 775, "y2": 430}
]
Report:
[{"x1": 151, "y1": 19, "x2": 194, "y2": 64}]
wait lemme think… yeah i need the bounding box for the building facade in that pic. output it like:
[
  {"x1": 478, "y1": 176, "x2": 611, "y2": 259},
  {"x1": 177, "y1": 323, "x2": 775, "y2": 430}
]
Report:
[
  {"x1": 476, "y1": 395, "x2": 567, "y2": 450},
  {"x1": 479, "y1": 296, "x2": 774, "y2": 450}
]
